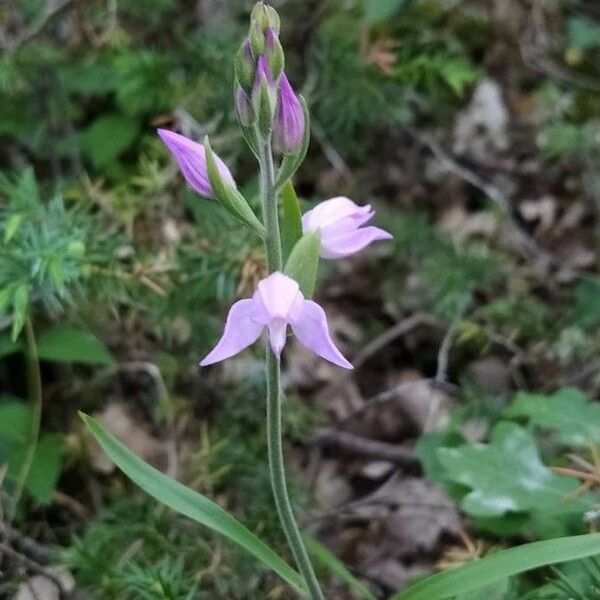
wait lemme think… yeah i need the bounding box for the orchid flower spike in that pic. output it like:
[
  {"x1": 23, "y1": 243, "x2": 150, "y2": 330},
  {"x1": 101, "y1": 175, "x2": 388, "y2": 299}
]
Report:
[
  {"x1": 158, "y1": 129, "x2": 235, "y2": 199},
  {"x1": 200, "y1": 272, "x2": 352, "y2": 369},
  {"x1": 273, "y1": 73, "x2": 305, "y2": 154},
  {"x1": 302, "y1": 197, "x2": 393, "y2": 259}
]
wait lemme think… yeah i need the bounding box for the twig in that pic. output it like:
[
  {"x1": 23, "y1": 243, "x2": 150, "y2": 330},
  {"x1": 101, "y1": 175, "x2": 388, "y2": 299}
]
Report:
[
  {"x1": 0, "y1": 523, "x2": 51, "y2": 565},
  {"x1": 435, "y1": 322, "x2": 457, "y2": 384},
  {"x1": 0, "y1": 541, "x2": 68, "y2": 596},
  {"x1": 3, "y1": 0, "x2": 75, "y2": 54},
  {"x1": 352, "y1": 312, "x2": 443, "y2": 370},
  {"x1": 339, "y1": 378, "x2": 457, "y2": 425},
  {"x1": 310, "y1": 429, "x2": 417, "y2": 467},
  {"x1": 404, "y1": 126, "x2": 554, "y2": 275},
  {"x1": 311, "y1": 120, "x2": 355, "y2": 185}
]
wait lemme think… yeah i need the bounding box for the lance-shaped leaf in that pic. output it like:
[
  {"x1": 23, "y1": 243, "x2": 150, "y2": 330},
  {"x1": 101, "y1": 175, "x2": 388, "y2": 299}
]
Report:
[
  {"x1": 284, "y1": 232, "x2": 321, "y2": 298},
  {"x1": 204, "y1": 137, "x2": 265, "y2": 237},
  {"x1": 275, "y1": 96, "x2": 310, "y2": 189},
  {"x1": 79, "y1": 413, "x2": 307, "y2": 596},
  {"x1": 392, "y1": 533, "x2": 600, "y2": 600},
  {"x1": 281, "y1": 180, "x2": 303, "y2": 262}
]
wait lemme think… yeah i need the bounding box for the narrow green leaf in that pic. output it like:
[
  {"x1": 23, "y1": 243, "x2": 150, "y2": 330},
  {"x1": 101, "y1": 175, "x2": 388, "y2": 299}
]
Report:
[
  {"x1": 305, "y1": 536, "x2": 377, "y2": 600},
  {"x1": 80, "y1": 413, "x2": 307, "y2": 596},
  {"x1": 36, "y1": 325, "x2": 114, "y2": 365},
  {"x1": 205, "y1": 137, "x2": 265, "y2": 237},
  {"x1": 393, "y1": 534, "x2": 600, "y2": 600},
  {"x1": 11, "y1": 284, "x2": 29, "y2": 341},
  {"x1": 281, "y1": 180, "x2": 303, "y2": 262},
  {"x1": 284, "y1": 232, "x2": 321, "y2": 298},
  {"x1": 5, "y1": 213, "x2": 23, "y2": 242}
]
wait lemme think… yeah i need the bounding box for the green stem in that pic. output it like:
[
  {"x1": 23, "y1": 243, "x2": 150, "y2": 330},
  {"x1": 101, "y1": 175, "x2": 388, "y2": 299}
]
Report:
[
  {"x1": 8, "y1": 318, "x2": 42, "y2": 524},
  {"x1": 259, "y1": 138, "x2": 325, "y2": 600}
]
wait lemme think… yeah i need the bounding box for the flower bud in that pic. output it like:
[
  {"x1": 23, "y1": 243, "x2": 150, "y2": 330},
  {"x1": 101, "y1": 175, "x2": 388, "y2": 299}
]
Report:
[
  {"x1": 249, "y1": 21, "x2": 266, "y2": 57},
  {"x1": 251, "y1": 2, "x2": 280, "y2": 34},
  {"x1": 235, "y1": 86, "x2": 255, "y2": 126},
  {"x1": 234, "y1": 38, "x2": 255, "y2": 92},
  {"x1": 157, "y1": 129, "x2": 235, "y2": 199},
  {"x1": 252, "y1": 56, "x2": 276, "y2": 136},
  {"x1": 273, "y1": 74, "x2": 305, "y2": 154},
  {"x1": 264, "y1": 26, "x2": 284, "y2": 80}
]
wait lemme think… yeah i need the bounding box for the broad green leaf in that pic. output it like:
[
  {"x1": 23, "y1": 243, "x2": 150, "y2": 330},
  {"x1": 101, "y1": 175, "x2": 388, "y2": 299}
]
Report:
[
  {"x1": 568, "y1": 16, "x2": 600, "y2": 51},
  {"x1": 80, "y1": 413, "x2": 307, "y2": 596},
  {"x1": 305, "y1": 536, "x2": 377, "y2": 600},
  {"x1": 284, "y1": 232, "x2": 321, "y2": 298},
  {"x1": 573, "y1": 277, "x2": 600, "y2": 329},
  {"x1": 80, "y1": 113, "x2": 140, "y2": 169},
  {"x1": 365, "y1": 0, "x2": 407, "y2": 23},
  {"x1": 36, "y1": 325, "x2": 114, "y2": 365},
  {"x1": 24, "y1": 434, "x2": 63, "y2": 504},
  {"x1": 506, "y1": 387, "x2": 600, "y2": 448},
  {"x1": 281, "y1": 180, "x2": 303, "y2": 262},
  {"x1": 0, "y1": 400, "x2": 32, "y2": 444},
  {"x1": 415, "y1": 431, "x2": 464, "y2": 485},
  {"x1": 393, "y1": 534, "x2": 600, "y2": 600},
  {"x1": 0, "y1": 399, "x2": 63, "y2": 504},
  {"x1": 438, "y1": 422, "x2": 590, "y2": 518},
  {"x1": 0, "y1": 333, "x2": 23, "y2": 358}
]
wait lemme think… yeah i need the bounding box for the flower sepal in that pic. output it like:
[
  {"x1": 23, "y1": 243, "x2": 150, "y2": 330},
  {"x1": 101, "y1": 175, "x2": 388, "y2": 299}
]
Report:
[{"x1": 204, "y1": 136, "x2": 265, "y2": 236}]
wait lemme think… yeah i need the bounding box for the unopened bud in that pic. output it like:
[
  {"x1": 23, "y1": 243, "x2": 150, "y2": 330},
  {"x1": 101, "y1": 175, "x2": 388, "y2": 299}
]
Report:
[
  {"x1": 252, "y1": 57, "x2": 276, "y2": 137},
  {"x1": 249, "y1": 21, "x2": 265, "y2": 57},
  {"x1": 264, "y1": 26, "x2": 284, "y2": 79},
  {"x1": 273, "y1": 73, "x2": 305, "y2": 154},
  {"x1": 235, "y1": 86, "x2": 255, "y2": 126},
  {"x1": 234, "y1": 38, "x2": 255, "y2": 92}
]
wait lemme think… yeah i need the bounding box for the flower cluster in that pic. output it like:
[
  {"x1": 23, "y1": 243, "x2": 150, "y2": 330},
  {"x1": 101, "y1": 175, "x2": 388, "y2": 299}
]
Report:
[{"x1": 157, "y1": 3, "x2": 392, "y2": 370}]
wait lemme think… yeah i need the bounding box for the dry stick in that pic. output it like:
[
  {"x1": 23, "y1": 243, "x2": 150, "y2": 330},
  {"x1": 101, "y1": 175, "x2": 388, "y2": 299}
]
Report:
[
  {"x1": 3, "y1": 0, "x2": 75, "y2": 53},
  {"x1": 352, "y1": 312, "x2": 442, "y2": 371},
  {"x1": 0, "y1": 523, "x2": 51, "y2": 565},
  {"x1": 403, "y1": 126, "x2": 555, "y2": 278},
  {"x1": 310, "y1": 429, "x2": 417, "y2": 466},
  {"x1": 0, "y1": 541, "x2": 68, "y2": 596}
]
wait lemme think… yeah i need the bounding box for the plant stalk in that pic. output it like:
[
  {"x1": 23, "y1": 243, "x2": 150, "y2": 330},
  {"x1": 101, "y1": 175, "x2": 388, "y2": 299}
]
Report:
[
  {"x1": 259, "y1": 138, "x2": 325, "y2": 600},
  {"x1": 8, "y1": 318, "x2": 42, "y2": 524}
]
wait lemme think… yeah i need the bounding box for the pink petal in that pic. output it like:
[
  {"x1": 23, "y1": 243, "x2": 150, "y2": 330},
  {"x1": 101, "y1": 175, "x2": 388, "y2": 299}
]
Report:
[
  {"x1": 302, "y1": 197, "x2": 370, "y2": 232},
  {"x1": 321, "y1": 226, "x2": 393, "y2": 259},
  {"x1": 267, "y1": 319, "x2": 288, "y2": 356},
  {"x1": 255, "y1": 272, "x2": 304, "y2": 322},
  {"x1": 200, "y1": 299, "x2": 263, "y2": 366},
  {"x1": 291, "y1": 300, "x2": 353, "y2": 369},
  {"x1": 157, "y1": 129, "x2": 235, "y2": 198}
]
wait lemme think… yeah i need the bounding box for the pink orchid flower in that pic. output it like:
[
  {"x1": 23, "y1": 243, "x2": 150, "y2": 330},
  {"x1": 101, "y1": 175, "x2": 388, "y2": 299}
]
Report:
[
  {"x1": 200, "y1": 271, "x2": 352, "y2": 369},
  {"x1": 302, "y1": 197, "x2": 392, "y2": 259},
  {"x1": 158, "y1": 129, "x2": 236, "y2": 199}
]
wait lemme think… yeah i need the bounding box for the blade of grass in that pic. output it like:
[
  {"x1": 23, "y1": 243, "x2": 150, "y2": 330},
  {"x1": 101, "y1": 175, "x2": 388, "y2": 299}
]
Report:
[
  {"x1": 80, "y1": 412, "x2": 307, "y2": 596},
  {"x1": 304, "y1": 535, "x2": 377, "y2": 600},
  {"x1": 393, "y1": 534, "x2": 600, "y2": 600}
]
